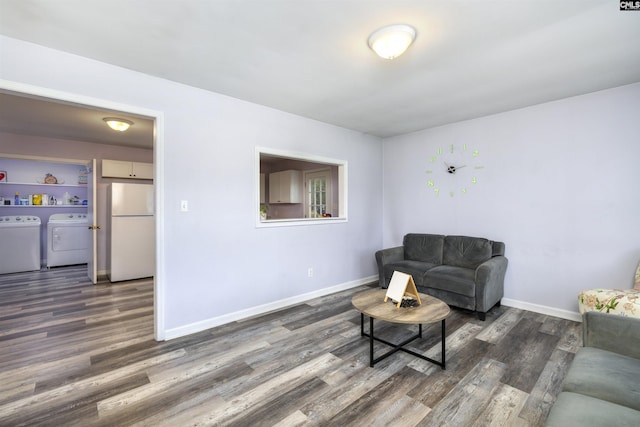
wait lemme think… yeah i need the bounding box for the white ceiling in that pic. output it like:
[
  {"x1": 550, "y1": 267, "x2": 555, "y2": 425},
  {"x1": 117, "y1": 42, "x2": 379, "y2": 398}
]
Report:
[
  {"x1": 0, "y1": 92, "x2": 154, "y2": 149},
  {"x1": 1, "y1": 0, "x2": 639, "y2": 147}
]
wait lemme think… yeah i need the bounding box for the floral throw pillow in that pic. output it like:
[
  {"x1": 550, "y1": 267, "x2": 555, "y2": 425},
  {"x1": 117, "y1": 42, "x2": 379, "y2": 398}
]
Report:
[{"x1": 579, "y1": 289, "x2": 640, "y2": 318}]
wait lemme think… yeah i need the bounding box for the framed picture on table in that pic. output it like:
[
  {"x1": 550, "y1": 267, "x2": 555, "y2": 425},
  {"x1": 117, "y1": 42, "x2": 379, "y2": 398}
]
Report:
[{"x1": 0, "y1": 171, "x2": 7, "y2": 182}]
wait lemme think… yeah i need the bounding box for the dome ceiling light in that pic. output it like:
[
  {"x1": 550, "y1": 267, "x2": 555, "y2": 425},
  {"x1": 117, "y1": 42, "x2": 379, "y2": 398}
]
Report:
[
  {"x1": 103, "y1": 117, "x2": 134, "y2": 132},
  {"x1": 367, "y1": 24, "x2": 417, "y2": 59}
]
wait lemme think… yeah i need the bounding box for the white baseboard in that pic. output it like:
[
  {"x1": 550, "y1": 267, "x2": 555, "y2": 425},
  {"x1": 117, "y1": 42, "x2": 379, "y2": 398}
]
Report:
[
  {"x1": 163, "y1": 275, "x2": 378, "y2": 341},
  {"x1": 501, "y1": 298, "x2": 582, "y2": 322}
]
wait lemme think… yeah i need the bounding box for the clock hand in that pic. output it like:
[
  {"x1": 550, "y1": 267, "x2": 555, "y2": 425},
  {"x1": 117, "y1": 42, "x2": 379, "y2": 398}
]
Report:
[
  {"x1": 443, "y1": 160, "x2": 456, "y2": 173},
  {"x1": 445, "y1": 162, "x2": 467, "y2": 174}
]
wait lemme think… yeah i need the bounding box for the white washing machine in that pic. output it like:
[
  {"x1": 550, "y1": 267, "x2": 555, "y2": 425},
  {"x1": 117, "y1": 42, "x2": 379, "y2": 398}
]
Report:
[
  {"x1": 47, "y1": 213, "x2": 89, "y2": 268},
  {"x1": 0, "y1": 215, "x2": 42, "y2": 274}
]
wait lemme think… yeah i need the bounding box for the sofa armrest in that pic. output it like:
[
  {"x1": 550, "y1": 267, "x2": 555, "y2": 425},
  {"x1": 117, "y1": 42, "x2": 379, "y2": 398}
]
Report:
[
  {"x1": 474, "y1": 256, "x2": 508, "y2": 312},
  {"x1": 583, "y1": 311, "x2": 640, "y2": 359},
  {"x1": 374, "y1": 246, "x2": 404, "y2": 288}
]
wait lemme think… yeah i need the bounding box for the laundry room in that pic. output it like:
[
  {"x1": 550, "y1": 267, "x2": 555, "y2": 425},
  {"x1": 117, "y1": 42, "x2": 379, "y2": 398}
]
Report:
[
  {"x1": 0, "y1": 158, "x2": 89, "y2": 274},
  {"x1": 0, "y1": 94, "x2": 154, "y2": 280}
]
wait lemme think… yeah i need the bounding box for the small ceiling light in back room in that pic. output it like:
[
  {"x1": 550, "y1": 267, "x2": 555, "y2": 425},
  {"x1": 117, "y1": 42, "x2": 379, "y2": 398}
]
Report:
[
  {"x1": 368, "y1": 24, "x2": 417, "y2": 59},
  {"x1": 103, "y1": 117, "x2": 134, "y2": 131}
]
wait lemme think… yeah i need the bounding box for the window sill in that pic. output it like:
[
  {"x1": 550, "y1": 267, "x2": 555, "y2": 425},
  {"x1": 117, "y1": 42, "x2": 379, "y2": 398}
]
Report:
[{"x1": 256, "y1": 217, "x2": 347, "y2": 228}]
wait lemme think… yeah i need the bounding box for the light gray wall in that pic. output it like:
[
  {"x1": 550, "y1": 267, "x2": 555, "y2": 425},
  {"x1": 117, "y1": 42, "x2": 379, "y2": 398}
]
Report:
[
  {"x1": 1, "y1": 36, "x2": 384, "y2": 334},
  {"x1": 382, "y1": 82, "x2": 640, "y2": 315}
]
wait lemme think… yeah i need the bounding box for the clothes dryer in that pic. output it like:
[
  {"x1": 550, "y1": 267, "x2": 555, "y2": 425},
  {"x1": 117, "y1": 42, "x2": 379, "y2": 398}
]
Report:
[
  {"x1": 0, "y1": 216, "x2": 41, "y2": 274},
  {"x1": 47, "y1": 213, "x2": 89, "y2": 268}
]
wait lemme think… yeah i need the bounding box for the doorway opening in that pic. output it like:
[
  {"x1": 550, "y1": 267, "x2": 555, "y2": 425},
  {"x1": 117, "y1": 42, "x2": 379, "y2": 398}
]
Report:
[{"x1": 0, "y1": 81, "x2": 165, "y2": 340}]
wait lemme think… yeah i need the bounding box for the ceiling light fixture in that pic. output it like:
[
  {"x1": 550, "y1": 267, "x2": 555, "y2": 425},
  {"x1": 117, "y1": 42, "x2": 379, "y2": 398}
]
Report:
[
  {"x1": 368, "y1": 24, "x2": 416, "y2": 60},
  {"x1": 103, "y1": 117, "x2": 134, "y2": 132}
]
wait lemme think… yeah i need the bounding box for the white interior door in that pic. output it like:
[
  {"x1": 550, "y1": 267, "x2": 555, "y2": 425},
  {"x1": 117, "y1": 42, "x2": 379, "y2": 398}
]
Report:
[
  {"x1": 303, "y1": 168, "x2": 332, "y2": 218},
  {"x1": 86, "y1": 159, "x2": 98, "y2": 284}
]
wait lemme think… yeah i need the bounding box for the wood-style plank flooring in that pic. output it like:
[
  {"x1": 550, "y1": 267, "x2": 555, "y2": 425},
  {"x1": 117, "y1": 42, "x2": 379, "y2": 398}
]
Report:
[{"x1": 0, "y1": 266, "x2": 581, "y2": 426}]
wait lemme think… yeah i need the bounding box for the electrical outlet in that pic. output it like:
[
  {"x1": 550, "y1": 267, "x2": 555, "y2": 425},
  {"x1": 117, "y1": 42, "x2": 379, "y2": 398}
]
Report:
[
  {"x1": 307, "y1": 268, "x2": 313, "y2": 277},
  {"x1": 180, "y1": 200, "x2": 189, "y2": 212}
]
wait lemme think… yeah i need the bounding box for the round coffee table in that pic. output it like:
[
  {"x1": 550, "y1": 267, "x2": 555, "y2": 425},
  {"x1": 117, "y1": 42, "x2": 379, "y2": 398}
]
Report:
[{"x1": 352, "y1": 288, "x2": 450, "y2": 368}]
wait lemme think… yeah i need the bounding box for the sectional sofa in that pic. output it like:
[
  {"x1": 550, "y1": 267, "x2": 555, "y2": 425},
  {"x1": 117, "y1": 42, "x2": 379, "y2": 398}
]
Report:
[{"x1": 545, "y1": 311, "x2": 640, "y2": 426}]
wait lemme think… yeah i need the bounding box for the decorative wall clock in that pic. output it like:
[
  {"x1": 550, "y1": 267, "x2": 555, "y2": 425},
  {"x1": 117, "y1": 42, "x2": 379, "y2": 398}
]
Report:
[{"x1": 425, "y1": 144, "x2": 484, "y2": 197}]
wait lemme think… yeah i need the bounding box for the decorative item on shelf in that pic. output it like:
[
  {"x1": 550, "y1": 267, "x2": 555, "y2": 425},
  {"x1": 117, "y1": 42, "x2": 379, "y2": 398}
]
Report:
[
  {"x1": 384, "y1": 271, "x2": 422, "y2": 308},
  {"x1": 78, "y1": 168, "x2": 88, "y2": 185},
  {"x1": 44, "y1": 173, "x2": 57, "y2": 184},
  {"x1": 0, "y1": 170, "x2": 7, "y2": 183}
]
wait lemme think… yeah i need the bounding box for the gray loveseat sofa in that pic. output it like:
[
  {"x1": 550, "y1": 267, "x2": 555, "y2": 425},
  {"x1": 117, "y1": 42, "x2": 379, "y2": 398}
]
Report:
[
  {"x1": 545, "y1": 311, "x2": 640, "y2": 426},
  {"x1": 375, "y1": 234, "x2": 508, "y2": 320}
]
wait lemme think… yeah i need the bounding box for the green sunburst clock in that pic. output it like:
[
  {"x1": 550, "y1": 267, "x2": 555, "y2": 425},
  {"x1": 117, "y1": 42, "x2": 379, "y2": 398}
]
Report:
[{"x1": 425, "y1": 144, "x2": 484, "y2": 197}]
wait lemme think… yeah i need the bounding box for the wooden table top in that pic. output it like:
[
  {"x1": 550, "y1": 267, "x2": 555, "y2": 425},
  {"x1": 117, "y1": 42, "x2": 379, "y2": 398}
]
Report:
[{"x1": 352, "y1": 289, "x2": 450, "y2": 325}]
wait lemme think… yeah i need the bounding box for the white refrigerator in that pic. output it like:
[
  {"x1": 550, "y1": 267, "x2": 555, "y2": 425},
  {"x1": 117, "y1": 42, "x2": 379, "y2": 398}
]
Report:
[{"x1": 107, "y1": 183, "x2": 155, "y2": 282}]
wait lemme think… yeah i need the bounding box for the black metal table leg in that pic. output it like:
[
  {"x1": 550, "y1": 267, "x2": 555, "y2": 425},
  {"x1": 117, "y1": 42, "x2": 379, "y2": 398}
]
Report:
[
  {"x1": 441, "y1": 318, "x2": 446, "y2": 369},
  {"x1": 369, "y1": 316, "x2": 374, "y2": 367},
  {"x1": 360, "y1": 314, "x2": 446, "y2": 369}
]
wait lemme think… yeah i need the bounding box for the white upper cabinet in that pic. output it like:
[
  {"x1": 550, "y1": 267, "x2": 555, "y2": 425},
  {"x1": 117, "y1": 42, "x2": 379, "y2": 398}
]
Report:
[
  {"x1": 268, "y1": 170, "x2": 302, "y2": 204},
  {"x1": 102, "y1": 160, "x2": 153, "y2": 180}
]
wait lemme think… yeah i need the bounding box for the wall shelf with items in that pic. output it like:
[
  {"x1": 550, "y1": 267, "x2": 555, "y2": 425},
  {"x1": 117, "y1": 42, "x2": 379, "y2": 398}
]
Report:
[
  {"x1": 1, "y1": 203, "x2": 87, "y2": 209},
  {"x1": 0, "y1": 158, "x2": 88, "y2": 208},
  {"x1": 1, "y1": 182, "x2": 86, "y2": 188}
]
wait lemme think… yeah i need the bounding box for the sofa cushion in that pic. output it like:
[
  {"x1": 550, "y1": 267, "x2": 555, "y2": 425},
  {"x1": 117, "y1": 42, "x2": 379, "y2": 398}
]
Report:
[
  {"x1": 562, "y1": 347, "x2": 640, "y2": 411},
  {"x1": 424, "y1": 265, "x2": 476, "y2": 297},
  {"x1": 545, "y1": 392, "x2": 640, "y2": 427},
  {"x1": 383, "y1": 261, "x2": 436, "y2": 287},
  {"x1": 417, "y1": 286, "x2": 475, "y2": 311},
  {"x1": 403, "y1": 234, "x2": 444, "y2": 264},
  {"x1": 443, "y1": 236, "x2": 492, "y2": 269},
  {"x1": 492, "y1": 241, "x2": 505, "y2": 257}
]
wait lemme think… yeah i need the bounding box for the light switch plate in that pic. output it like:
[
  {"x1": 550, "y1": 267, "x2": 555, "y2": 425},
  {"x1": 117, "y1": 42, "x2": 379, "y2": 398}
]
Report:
[{"x1": 180, "y1": 200, "x2": 188, "y2": 212}]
